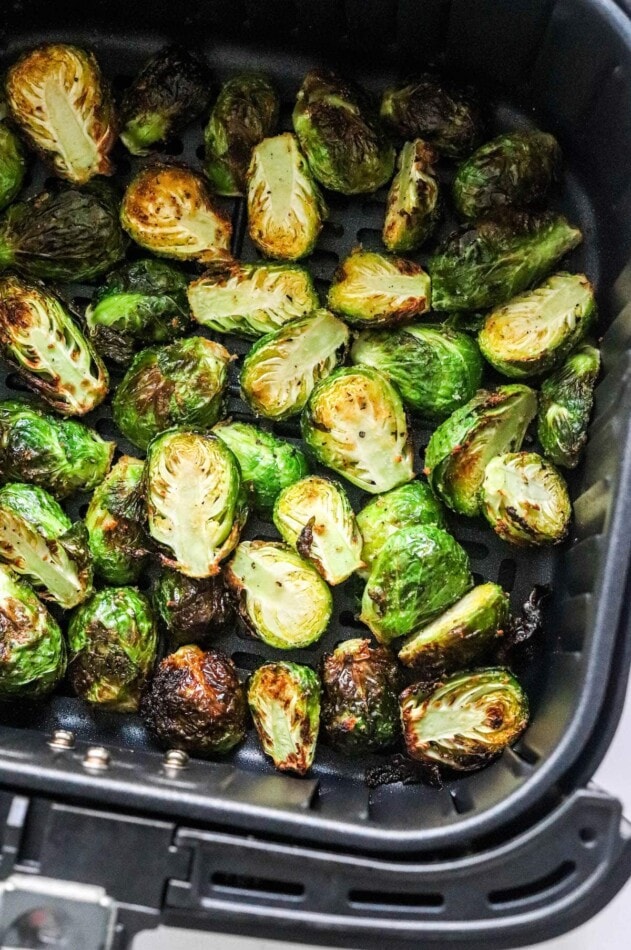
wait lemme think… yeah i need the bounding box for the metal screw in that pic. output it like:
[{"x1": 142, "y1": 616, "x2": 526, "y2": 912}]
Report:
[
  {"x1": 48, "y1": 729, "x2": 75, "y2": 750},
  {"x1": 163, "y1": 749, "x2": 189, "y2": 770},
  {"x1": 82, "y1": 747, "x2": 111, "y2": 772}
]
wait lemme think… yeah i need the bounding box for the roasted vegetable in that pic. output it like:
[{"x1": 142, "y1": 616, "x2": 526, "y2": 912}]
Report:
[
  {"x1": 85, "y1": 456, "x2": 148, "y2": 585},
  {"x1": 383, "y1": 140, "x2": 440, "y2": 252},
  {"x1": 151, "y1": 567, "x2": 232, "y2": 648},
  {"x1": 328, "y1": 250, "x2": 430, "y2": 327},
  {"x1": 248, "y1": 661, "x2": 321, "y2": 774},
  {"x1": 0, "y1": 123, "x2": 26, "y2": 211},
  {"x1": 537, "y1": 343, "x2": 601, "y2": 469}
]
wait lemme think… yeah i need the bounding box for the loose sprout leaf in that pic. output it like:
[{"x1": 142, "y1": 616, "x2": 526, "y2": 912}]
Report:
[
  {"x1": 0, "y1": 123, "x2": 26, "y2": 212},
  {"x1": 537, "y1": 342, "x2": 601, "y2": 468},
  {"x1": 328, "y1": 249, "x2": 431, "y2": 327},
  {"x1": 248, "y1": 661, "x2": 321, "y2": 774},
  {"x1": 364, "y1": 753, "x2": 443, "y2": 789},
  {"x1": 383, "y1": 139, "x2": 441, "y2": 253},
  {"x1": 86, "y1": 456, "x2": 149, "y2": 585}
]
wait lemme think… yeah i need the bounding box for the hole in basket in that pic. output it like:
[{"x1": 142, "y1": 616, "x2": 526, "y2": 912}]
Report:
[
  {"x1": 322, "y1": 220, "x2": 345, "y2": 238},
  {"x1": 356, "y1": 227, "x2": 383, "y2": 250},
  {"x1": 211, "y1": 872, "x2": 304, "y2": 900},
  {"x1": 449, "y1": 787, "x2": 474, "y2": 815},
  {"x1": 162, "y1": 136, "x2": 184, "y2": 156},
  {"x1": 579, "y1": 826, "x2": 598, "y2": 845},
  {"x1": 4, "y1": 373, "x2": 30, "y2": 393},
  {"x1": 348, "y1": 889, "x2": 444, "y2": 910},
  {"x1": 511, "y1": 742, "x2": 540, "y2": 766},
  {"x1": 231, "y1": 651, "x2": 265, "y2": 672},
  {"x1": 95, "y1": 417, "x2": 119, "y2": 440},
  {"x1": 498, "y1": 557, "x2": 517, "y2": 592},
  {"x1": 488, "y1": 861, "x2": 576, "y2": 907},
  {"x1": 196, "y1": 143, "x2": 205, "y2": 161},
  {"x1": 339, "y1": 609, "x2": 367, "y2": 631},
  {"x1": 78, "y1": 503, "x2": 90, "y2": 519},
  {"x1": 73, "y1": 296, "x2": 92, "y2": 314},
  {"x1": 460, "y1": 540, "x2": 489, "y2": 561},
  {"x1": 472, "y1": 572, "x2": 484, "y2": 585},
  {"x1": 117, "y1": 156, "x2": 132, "y2": 176}
]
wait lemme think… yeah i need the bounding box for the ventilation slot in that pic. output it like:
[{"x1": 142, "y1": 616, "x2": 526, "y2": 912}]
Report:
[
  {"x1": 211, "y1": 872, "x2": 304, "y2": 901},
  {"x1": 231, "y1": 651, "x2": 265, "y2": 671},
  {"x1": 349, "y1": 889, "x2": 444, "y2": 911},
  {"x1": 339, "y1": 609, "x2": 367, "y2": 631}
]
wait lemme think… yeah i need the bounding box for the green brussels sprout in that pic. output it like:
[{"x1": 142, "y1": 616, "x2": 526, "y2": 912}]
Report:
[
  {"x1": 241, "y1": 309, "x2": 350, "y2": 421},
  {"x1": 188, "y1": 260, "x2": 319, "y2": 339},
  {"x1": 120, "y1": 164, "x2": 232, "y2": 263},
  {"x1": 400, "y1": 668, "x2": 529, "y2": 771},
  {"x1": 0, "y1": 276, "x2": 109, "y2": 417},
  {"x1": 146, "y1": 430, "x2": 246, "y2": 578},
  {"x1": 247, "y1": 133, "x2": 327, "y2": 261},
  {"x1": 537, "y1": 343, "x2": 601, "y2": 469},
  {"x1": 320, "y1": 638, "x2": 400, "y2": 755},
  {"x1": 424, "y1": 384, "x2": 537, "y2": 516},
  {"x1": 351, "y1": 323, "x2": 483, "y2": 421},
  {"x1": 0, "y1": 564, "x2": 66, "y2": 700},
  {"x1": 301, "y1": 366, "x2": 414, "y2": 494},
  {"x1": 120, "y1": 45, "x2": 212, "y2": 156},
  {"x1": 85, "y1": 456, "x2": 149, "y2": 585},
  {"x1": 141, "y1": 645, "x2": 247, "y2": 756},
  {"x1": 204, "y1": 72, "x2": 279, "y2": 196},
  {"x1": 398, "y1": 582, "x2": 509, "y2": 672},
  {"x1": 214, "y1": 421, "x2": 309, "y2": 520},
  {"x1": 113, "y1": 336, "x2": 231, "y2": 451},
  {"x1": 0, "y1": 400, "x2": 113, "y2": 499},
  {"x1": 85, "y1": 259, "x2": 190, "y2": 366},
  {"x1": 383, "y1": 140, "x2": 441, "y2": 252},
  {"x1": 328, "y1": 249, "x2": 431, "y2": 328},
  {"x1": 248, "y1": 661, "x2": 321, "y2": 774},
  {"x1": 273, "y1": 476, "x2": 363, "y2": 585},
  {"x1": 67, "y1": 587, "x2": 158, "y2": 712},
  {"x1": 481, "y1": 451, "x2": 572, "y2": 546},
  {"x1": 453, "y1": 130, "x2": 561, "y2": 219},
  {"x1": 0, "y1": 123, "x2": 26, "y2": 211},
  {"x1": 293, "y1": 69, "x2": 395, "y2": 195},
  {"x1": 0, "y1": 483, "x2": 92, "y2": 608},
  {"x1": 225, "y1": 540, "x2": 332, "y2": 649},
  {"x1": 360, "y1": 524, "x2": 472, "y2": 644},
  {"x1": 5, "y1": 43, "x2": 116, "y2": 184},
  {"x1": 429, "y1": 211, "x2": 583, "y2": 312},
  {"x1": 151, "y1": 567, "x2": 232, "y2": 649},
  {"x1": 478, "y1": 273, "x2": 596, "y2": 379}
]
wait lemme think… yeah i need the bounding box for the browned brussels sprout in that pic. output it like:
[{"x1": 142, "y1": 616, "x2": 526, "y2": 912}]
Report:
[
  {"x1": 85, "y1": 456, "x2": 149, "y2": 585},
  {"x1": 248, "y1": 661, "x2": 321, "y2": 774},
  {"x1": 151, "y1": 567, "x2": 233, "y2": 648},
  {"x1": 328, "y1": 250, "x2": 431, "y2": 327},
  {"x1": 383, "y1": 139, "x2": 441, "y2": 252},
  {"x1": 537, "y1": 343, "x2": 601, "y2": 469},
  {"x1": 0, "y1": 123, "x2": 26, "y2": 211}
]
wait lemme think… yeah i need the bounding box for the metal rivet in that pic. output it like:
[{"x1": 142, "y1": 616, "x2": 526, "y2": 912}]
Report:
[
  {"x1": 163, "y1": 749, "x2": 189, "y2": 770},
  {"x1": 83, "y1": 747, "x2": 111, "y2": 772},
  {"x1": 48, "y1": 729, "x2": 75, "y2": 750}
]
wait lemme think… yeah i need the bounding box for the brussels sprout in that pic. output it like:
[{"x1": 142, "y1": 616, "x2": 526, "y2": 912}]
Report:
[
  {"x1": 328, "y1": 250, "x2": 430, "y2": 328},
  {"x1": 320, "y1": 639, "x2": 399, "y2": 755},
  {"x1": 400, "y1": 668, "x2": 529, "y2": 771},
  {"x1": 301, "y1": 366, "x2": 414, "y2": 494},
  {"x1": 383, "y1": 140, "x2": 441, "y2": 253},
  {"x1": 293, "y1": 69, "x2": 395, "y2": 195},
  {"x1": 398, "y1": 583, "x2": 509, "y2": 672},
  {"x1": 146, "y1": 430, "x2": 246, "y2": 578},
  {"x1": 141, "y1": 645, "x2": 247, "y2": 756},
  {"x1": 273, "y1": 476, "x2": 363, "y2": 585},
  {"x1": 247, "y1": 133, "x2": 326, "y2": 261},
  {"x1": 0, "y1": 276, "x2": 109, "y2": 416},
  {"x1": 241, "y1": 309, "x2": 349, "y2": 421},
  {"x1": 188, "y1": 260, "x2": 318, "y2": 339},
  {"x1": 205, "y1": 72, "x2": 279, "y2": 196},
  {"x1": 248, "y1": 661, "x2": 321, "y2": 774},
  {"x1": 120, "y1": 45, "x2": 212, "y2": 156},
  {"x1": 424, "y1": 384, "x2": 537, "y2": 516},
  {"x1": 113, "y1": 336, "x2": 231, "y2": 451},
  {"x1": 481, "y1": 451, "x2": 571, "y2": 546},
  {"x1": 151, "y1": 567, "x2": 232, "y2": 648},
  {"x1": 478, "y1": 273, "x2": 596, "y2": 379},
  {"x1": 0, "y1": 564, "x2": 66, "y2": 700},
  {"x1": 5, "y1": 43, "x2": 116, "y2": 184},
  {"x1": 214, "y1": 421, "x2": 309, "y2": 520},
  {"x1": 0, "y1": 483, "x2": 92, "y2": 608},
  {"x1": 453, "y1": 130, "x2": 561, "y2": 219},
  {"x1": 0, "y1": 124, "x2": 26, "y2": 211},
  {"x1": 0, "y1": 400, "x2": 113, "y2": 499},
  {"x1": 537, "y1": 343, "x2": 601, "y2": 469},
  {"x1": 120, "y1": 164, "x2": 232, "y2": 263},
  {"x1": 225, "y1": 541, "x2": 332, "y2": 649},
  {"x1": 85, "y1": 259, "x2": 190, "y2": 365},
  {"x1": 67, "y1": 587, "x2": 157, "y2": 712},
  {"x1": 360, "y1": 524, "x2": 472, "y2": 644},
  {"x1": 85, "y1": 456, "x2": 148, "y2": 585},
  {"x1": 429, "y1": 212, "x2": 583, "y2": 312},
  {"x1": 351, "y1": 324, "x2": 483, "y2": 421}
]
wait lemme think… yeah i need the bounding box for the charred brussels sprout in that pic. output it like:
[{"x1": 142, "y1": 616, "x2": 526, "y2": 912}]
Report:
[
  {"x1": 0, "y1": 276, "x2": 108, "y2": 416},
  {"x1": 383, "y1": 140, "x2": 441, "y2": 252},
  {"x1": 400, "y1": 668, "x2": 529, "y2": 771},
  {"x1": 241, "y1": 309, "x2": 349, "y2": 421},
  {"x1": 537, "y1": 343, "x2": 601, "y2": 469},
  {"x1": 301, "y1": 366, "x2": 414, "y2": 494},
  {"x1": 67, "y1": 587, "x2": 157, "y2": 712},
  {"x1": 293, "y1": 69, "x2": 395, "y2": 195},
  {"x1": 0, "y1": 124, "x2": 26, "y2": 211},
  {"x1": 248, "y1": 662, "x2": 321, "y2": 774},
  {"x1": 328, "y1": 250, "x2": 430, "y2": 327},
  {"x1": 424, "y1": 384, "x2": 537, "y2": 516},
  {"x1": 151, "y1": 567, "x2": 232, "y2": 649},
  {"x1": 85, "y1": 456, "x2": 148, "y2": 585},
  {"x1": 113, "y1": 336, "x2": 231, "y2": 451},
  {"x1": 225, "y1": 541, "x2": 332, "y2": 649}
]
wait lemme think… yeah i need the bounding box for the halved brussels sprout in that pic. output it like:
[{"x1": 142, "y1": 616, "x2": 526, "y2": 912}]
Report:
[
  {"x1": 424, "y1": 384, "x2": 537, "y2": 516},
  {"x1": 478, "y1": 273, "x2": 596, "y2": 378},
  {"x1": 0, "y1": 276, "x2": 109, "y2": 416},
  {"x1": 5, "y1": 43, "x2": 116, "y2": 183},
  {"x1": 247, "y1": 133, "x2": 326, "y2": 261},
  {"x1": 537, "y1": 343, "x2": 601, "y2": 469},
  {"x1": 482, "y1": 451, "x2": 571, "y2": 546},
  {"x1": 301, "y1": 366, "x2": 415, "y2": 494},
  {"x1": 151, "y1": 567, "x2": 232, "y2": 649},
  {"x1": 273, "y1": 476, "x2": 363, "y2": 585},
  {"x1": 241, "y1": 309, "x2": 350, "y2": 421},
  {"x1": 400, "y1": 668, "x2": 529, "y2": 771},
  {"x1": 328, "y1": 250, "x2": 431, "y2": 327},
  {"x1": 383, "y1": 140, "x2": 441, "y2": 253},
  {"x1": 0, "y1": 123, "x2": 26, "y2": 211},
  {"x1": 248, "y1": 661, "x2": 321, "y2": 774},
  {"x1": 225, "y1": 541, "x2": 332, "y2": 649},
  {"x1": 86, "y1": 456, "x2": 148, "y2": 585}
]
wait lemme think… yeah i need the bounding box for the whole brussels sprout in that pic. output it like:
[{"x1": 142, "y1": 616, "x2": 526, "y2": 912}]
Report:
[
  {"x1": 86, "y1": 456, "x2": 148, "y2": 585},
  {"x1": 301, "y1": 366, "x2": 415, "y2": 494},
  {"x1": 293, "y1": 69, "x2": 395, "y2": 195},
  {"x1": 0, "y1": 123, "x2": 26, "y2": 211},
  {"x1": 383, "y1": 140, "x2": 441, "y2": 252},
  {"x1": 151, "y1": 567, "x2": 232, "y2": 648},
  {"x1": 225, "y1": 540, "x2": 332, "y2": 649},
  {"x1": 67, "y1": 587, "x2": 158, "y2": 712},
  {"x1": 537, "y1": 343, "x2": 601, "y2": 469},
  {"x1": 424, "y1": 384, "x2": 537, "y2": 516},
  {"x1": 328, "y1": 250, "x2": 431, "y2": 328},
  {"x1": 241, "y1": 309, "x2": 350, "y2": 421},
  {"x1": 400, "y1": 668, "x2": 529, "y2": 771},
  {"x1": 248, "y1": 661, "x2": 321, "y2": 774},
  {"x1": 113, "y1": 336, "x2": 232, "y2": 451}
]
